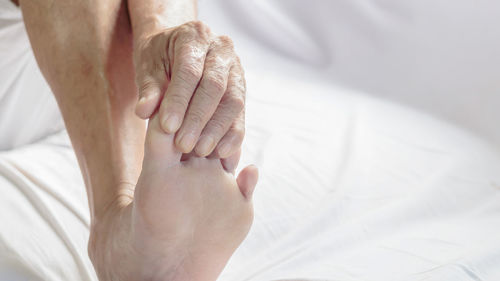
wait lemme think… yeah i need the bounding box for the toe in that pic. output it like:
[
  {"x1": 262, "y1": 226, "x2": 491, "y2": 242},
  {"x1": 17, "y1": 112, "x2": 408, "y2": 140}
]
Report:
[
  {"x1": 144, "y1": 113, "x2": 182, "y2": 167},
  {"x1": 236, "y1": 165, "x2": 259, "y2": 200},
  {"x1": 220, "y1": 148, "x2": 241, "y2": 174}
]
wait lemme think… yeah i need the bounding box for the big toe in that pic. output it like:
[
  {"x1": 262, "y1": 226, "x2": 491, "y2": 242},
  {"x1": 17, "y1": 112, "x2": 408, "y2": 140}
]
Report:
[{"x1": 143, "y1": 113, "x2": 182, "y2": 167}]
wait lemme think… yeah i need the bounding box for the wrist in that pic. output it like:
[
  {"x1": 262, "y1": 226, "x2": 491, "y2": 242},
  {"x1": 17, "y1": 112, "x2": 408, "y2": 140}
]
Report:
[
  {"x1": 132, "y1": 19, "x2": 171, "y2": 43},
  {"x1": 128, "y1": 0, "x2": 196, "y2": 43}
]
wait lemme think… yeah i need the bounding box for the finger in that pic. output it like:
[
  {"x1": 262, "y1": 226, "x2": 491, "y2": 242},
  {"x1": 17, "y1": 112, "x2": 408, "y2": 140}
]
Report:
[
  {"x1": 135, "y1": 72, "x2": 166, "y2": 119},
  {"x1": 143, "y1": 112, "x2": 182, "y2": 168},
  {"x1": 214, "y1": 109, "x2": 245, "y2": 159},
  {"x1": 220, "y1": 148, "x2": 241, "y2": 174},
  {"x1": 194, "y1": 64, "x2": 245, "y2": 157},
  {"x1": 134, "y1": 36, "x2": 170, "y2": 119},
  {"x1": 175, "y1": 36, "x2": 235, "y2": 153},
  {"x1": 159, "y1": 23, "x2": 211, "y2": 134},
  {"x1": 237, "y1": 165, "x2": 259, "y2": 200}
]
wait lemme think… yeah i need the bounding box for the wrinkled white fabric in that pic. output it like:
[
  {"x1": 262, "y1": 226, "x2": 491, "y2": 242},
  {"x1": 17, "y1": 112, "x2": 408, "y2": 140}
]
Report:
[
  {"x1": 1, "y1": 0, "x2": 500, "y2": 280},
  {"x1": 0, "y1": 131, "x2": 96, "y2": 281},
  {"x1": 198, "y1": 0, "x2": 500, "y2": 146},
  {"x1": 0, "y1": 0, "x2": 64, "y2": 151},
  {"x1": 223, "y1": 71, "x2": 500, "y2": 281}
]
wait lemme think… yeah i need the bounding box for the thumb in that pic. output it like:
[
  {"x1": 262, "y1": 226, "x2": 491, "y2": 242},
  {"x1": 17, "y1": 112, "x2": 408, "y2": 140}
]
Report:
[
  {"x1": 236, "y1": 165, "x2": 259, "y2": 200},
  {"x1": 135, "y1": 74, "x2": 166, "y2": 119}
]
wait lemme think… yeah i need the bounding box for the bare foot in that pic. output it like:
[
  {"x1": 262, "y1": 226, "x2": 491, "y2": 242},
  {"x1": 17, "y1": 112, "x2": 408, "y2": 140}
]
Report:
[{"x1": 89, "y1": 113, "x2": 258, "y2": 281}]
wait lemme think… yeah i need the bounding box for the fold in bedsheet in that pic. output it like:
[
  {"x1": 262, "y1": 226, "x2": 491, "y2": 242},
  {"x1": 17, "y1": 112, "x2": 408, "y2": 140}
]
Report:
[
  {"x1": 218, "y1": 71, "x2": 500, "y2": 281},
  {"x1": 0, "y1": 131, "x2": 96, "y2": 281},
  {"x1": 198, "y1": 0, "x2": 500, "y2": 146},
  {"x1": 0, "y1": 0, "x2": 64, "y2": 151},
  {"x1": 3, "y1": 69, "x2": 499, "y2": 281}
]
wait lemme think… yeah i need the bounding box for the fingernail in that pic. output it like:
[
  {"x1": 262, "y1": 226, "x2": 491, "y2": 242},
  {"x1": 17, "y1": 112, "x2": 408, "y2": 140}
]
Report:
[
  {"x1": 196, "y1": 136, "x2": 215, "y2": 156},
  {"x1": 138, "y1": 96, "x2": 148, "y2": 105},
  {"x1": 138, "y1": 92, "x2": 155, "y2": 105},
  {"x1": 179, "y1": 132, "x2": 197, "y2": 152},
  {"x1": 218, "y1": 141, "x2": 232, "y2": 157},
  {"x1": 162, "y1": 114, "x2": 180, "y2": 133}
]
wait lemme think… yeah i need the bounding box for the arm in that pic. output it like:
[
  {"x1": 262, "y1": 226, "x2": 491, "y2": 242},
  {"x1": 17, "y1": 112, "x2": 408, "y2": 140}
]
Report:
[{"x1": 19, "y1": 0, "x2": 143, "y2": 225}]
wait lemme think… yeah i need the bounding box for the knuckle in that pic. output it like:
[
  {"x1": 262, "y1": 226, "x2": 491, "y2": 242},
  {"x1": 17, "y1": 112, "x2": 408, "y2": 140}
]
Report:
[
  {"x1": 177, "y1": 61, "x2": 203, "y2": 83},
  {"x1": 187, "y1": 110, "x2": 205, "y2": 127},
  {"x1": 167, "y1": 93, "x2": 189, "y2": 109},
  {"x1": 223, "y1": 91, "x2": 245, "y2": 115},
  {"x1": 179, "y1": 43, "x2": 205, "y2": 61},
  {"x1": 228, "y1": 68, "x2": 247, "y2": 91},
  {"x1": 184, "y1": 20, "x2": 211, "y2": 39},
  {"x1": 203, "y1": 72, "x2": 226, "y2": 94},
  {"x1": 235, "y1": 77, "x2": 247, "y2": 92},
  {"x1": 174, "y1": 27, "x2": 189, "y2": 42},
  {"x1": 177, "y1": 22, "x2": 194, "y2": 35},
  {"x1": 206, "y1": 52, "x2": 232, "y2": 72},
  {"x1": 190, "y1": 20, "x2": 205, "y2": 30},
  {"x1": 217, "y1": 35, "x2": 234, "y2": 49},
  {"x1": 208, "y1": 118, "x2": 227, "y2": 135},
  {"x1": 136, "y1": 64, "x2": 166, "y2": 91},
  {"x1": 229, "y1": 94, "x2": 245, "y2": 113},
  {"x1": 138, "y1": 79, "x2": 159, "y2": 93}
]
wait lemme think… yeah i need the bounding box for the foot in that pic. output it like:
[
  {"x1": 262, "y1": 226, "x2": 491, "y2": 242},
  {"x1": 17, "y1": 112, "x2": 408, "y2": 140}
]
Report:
[{"x1": 89, "y1": 113, "x2": 258, "y2": 281}]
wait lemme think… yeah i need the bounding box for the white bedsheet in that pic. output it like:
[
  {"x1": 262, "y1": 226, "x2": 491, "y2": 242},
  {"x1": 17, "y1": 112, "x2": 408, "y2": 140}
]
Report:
[
  {"x1": 224, "y1": 71, "x2": 500, "y2": 280},
  {"x1": 198, "y1": 0, "x2": 500, "y2": 146},
  {"x1": 1, "y1": 0, "x2": 500, "y2": 280},
  {"x1": 0, "y1": 0, "x2": 64, "y2": 151}
]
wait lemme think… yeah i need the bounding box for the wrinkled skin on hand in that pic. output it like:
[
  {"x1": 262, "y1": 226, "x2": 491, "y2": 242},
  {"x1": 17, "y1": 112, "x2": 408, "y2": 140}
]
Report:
[
  {"x1": 133, "y1": 21, "x2": 247, "y2": 159},
  {"x1": 89, "y1": 113, "x2": 258, "y2": 281}
]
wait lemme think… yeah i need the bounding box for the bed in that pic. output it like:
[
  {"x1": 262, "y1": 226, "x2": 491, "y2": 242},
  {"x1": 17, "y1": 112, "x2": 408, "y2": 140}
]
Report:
[{"x1": 1, "y1": 0, "x2": 499, "y2": 280}]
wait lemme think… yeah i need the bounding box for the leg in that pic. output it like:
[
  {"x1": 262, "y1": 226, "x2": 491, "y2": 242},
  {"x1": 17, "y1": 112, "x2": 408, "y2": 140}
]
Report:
[
  {"x1": 20, "y1": 0, "x2": 143, "y2": 222},
  {"x1": 19, "y1": 0, "x2": 258, "y2": 279}
]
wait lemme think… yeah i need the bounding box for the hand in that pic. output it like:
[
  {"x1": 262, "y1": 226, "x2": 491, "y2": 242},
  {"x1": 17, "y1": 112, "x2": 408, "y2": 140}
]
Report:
[
  {"x1": 133, "y1": 21, "x2": 246, "y2": 159},
  {"x1": 88, "y1": 113, "x2": 258, "y2": 281}
]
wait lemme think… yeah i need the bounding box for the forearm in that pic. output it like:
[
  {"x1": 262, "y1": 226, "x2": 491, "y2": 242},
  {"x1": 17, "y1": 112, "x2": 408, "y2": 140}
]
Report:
[
  {"x1": 127, "y1": 0, "x2": 197, "y2": 42},
  {"x1": 19, "y1": 0, "x2": 145, "y2": 221}
]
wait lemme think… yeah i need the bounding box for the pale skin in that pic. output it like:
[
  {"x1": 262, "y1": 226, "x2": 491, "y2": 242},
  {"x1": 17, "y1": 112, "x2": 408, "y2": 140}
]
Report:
[
  {"x1": 17, "y1": 0, "x2": 258, "y2": 280},
  {"x1": 129, "y1": 0, "x2": 248, "y2": 158}
]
